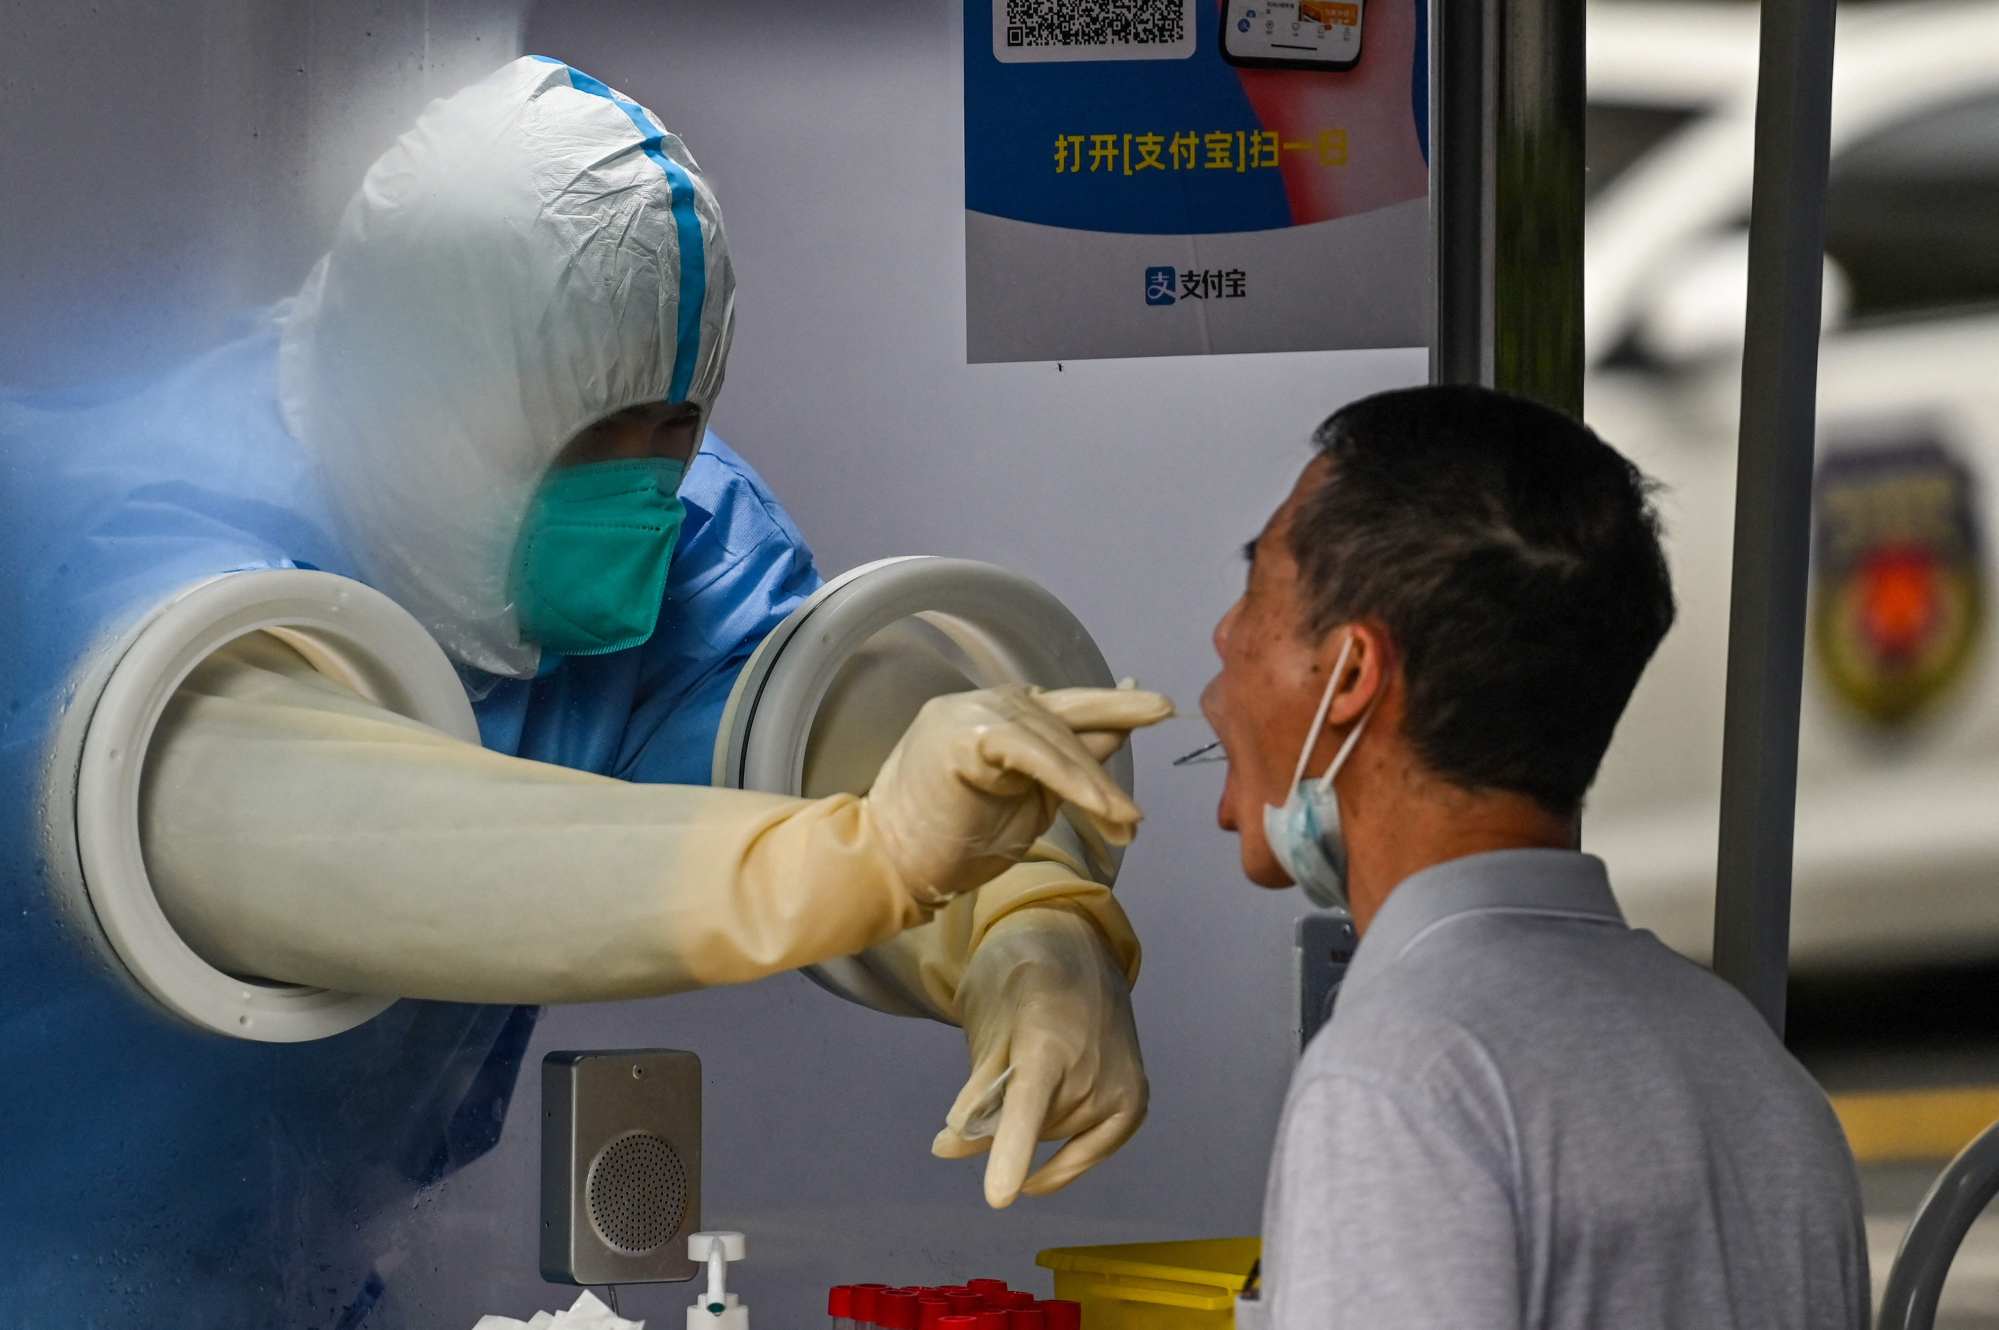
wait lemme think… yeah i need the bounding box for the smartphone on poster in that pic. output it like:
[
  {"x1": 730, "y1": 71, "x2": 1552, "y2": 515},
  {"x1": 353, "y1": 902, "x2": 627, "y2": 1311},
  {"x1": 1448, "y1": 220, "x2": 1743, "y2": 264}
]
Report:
[{"x1": 1219, "y1": 0, "x2": 1364, "y2": 71}]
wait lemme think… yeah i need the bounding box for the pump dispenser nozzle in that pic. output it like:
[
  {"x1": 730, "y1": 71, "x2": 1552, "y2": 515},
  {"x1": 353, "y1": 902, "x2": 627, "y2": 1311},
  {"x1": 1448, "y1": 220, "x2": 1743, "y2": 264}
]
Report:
[{"x1": 687, "y1": 1231, "x2": 749, "y2": 1330}]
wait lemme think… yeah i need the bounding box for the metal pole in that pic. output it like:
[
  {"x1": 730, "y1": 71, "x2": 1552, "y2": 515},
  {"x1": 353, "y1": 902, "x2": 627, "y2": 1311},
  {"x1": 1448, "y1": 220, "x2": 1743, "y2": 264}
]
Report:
[
  {"x1": 1879, "y1": 1118, "x2": 1999, "y2": 1330},
  {"x1": 1428, "y1": 0, "x2": 1493, "y2": 389},
  {"x1": 1491, "y1": 0, "x2": 1584, "y2": 415},
  {"x1": 1710, "y1": 0, "x2": 1839, "y2": 1035},
  {"x1": 1429, "y1": 0, "x2": 1584, "y2": 416}
]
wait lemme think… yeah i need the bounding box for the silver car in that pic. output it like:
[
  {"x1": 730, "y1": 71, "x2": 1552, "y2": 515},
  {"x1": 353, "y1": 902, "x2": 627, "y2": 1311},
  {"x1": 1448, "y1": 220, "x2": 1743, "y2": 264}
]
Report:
[{"x1": 1580, "y1": 1, "x2": 1999, "y2": 975}]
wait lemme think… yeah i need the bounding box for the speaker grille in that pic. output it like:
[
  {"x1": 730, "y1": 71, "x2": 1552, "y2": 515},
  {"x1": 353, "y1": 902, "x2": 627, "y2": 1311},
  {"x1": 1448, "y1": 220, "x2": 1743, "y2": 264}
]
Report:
[{"x1": 586, "y1": 1130, "x2": 689, "y2": 1255}]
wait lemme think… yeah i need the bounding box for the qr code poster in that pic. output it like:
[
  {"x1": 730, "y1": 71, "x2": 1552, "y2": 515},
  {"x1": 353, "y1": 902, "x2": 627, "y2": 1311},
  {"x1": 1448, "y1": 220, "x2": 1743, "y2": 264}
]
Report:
[
  {"x1": 994, "y1": 0, "x2": 1198, "y2": 63},
  {"x1": 966, "y1": 0, "x2": 1429, "y2": 362}
]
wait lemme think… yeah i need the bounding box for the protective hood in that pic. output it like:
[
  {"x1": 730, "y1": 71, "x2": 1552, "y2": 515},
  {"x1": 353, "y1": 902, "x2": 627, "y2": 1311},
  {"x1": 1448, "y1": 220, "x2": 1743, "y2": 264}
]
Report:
[{"x1": 279, "y1": 56, "x2": 735, "y2": 677}]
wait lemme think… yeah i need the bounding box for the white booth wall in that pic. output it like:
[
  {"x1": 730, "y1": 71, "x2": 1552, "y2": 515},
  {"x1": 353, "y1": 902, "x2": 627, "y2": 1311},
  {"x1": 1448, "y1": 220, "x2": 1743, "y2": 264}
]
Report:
[
  {"x1": 503, "y1": 1, "x2": 1425, "y2": 1323},
  {"x1": 0, "y1": 0, "x2": 528, "y2": 391}
]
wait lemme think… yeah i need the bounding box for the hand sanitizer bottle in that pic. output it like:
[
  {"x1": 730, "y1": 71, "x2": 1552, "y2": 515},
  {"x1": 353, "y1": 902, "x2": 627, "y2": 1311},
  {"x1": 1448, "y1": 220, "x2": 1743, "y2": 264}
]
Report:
[{"x1": 687, "y1": 1231, "x2": 749, "y2": 1330}]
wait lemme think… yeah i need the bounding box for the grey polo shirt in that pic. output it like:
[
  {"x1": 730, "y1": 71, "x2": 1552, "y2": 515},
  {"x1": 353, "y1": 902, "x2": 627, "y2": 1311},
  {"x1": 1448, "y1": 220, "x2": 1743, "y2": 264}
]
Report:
[{"x1": 1254, "y1": 850, "x2": 1868, "y2": 1330}]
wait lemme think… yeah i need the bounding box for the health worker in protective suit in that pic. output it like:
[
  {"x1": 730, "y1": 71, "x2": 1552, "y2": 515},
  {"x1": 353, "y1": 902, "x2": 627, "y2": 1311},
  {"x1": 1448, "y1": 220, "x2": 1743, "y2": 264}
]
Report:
[{"x1": 13, "y1": 56, "x2": 1168, "y2": 1209}]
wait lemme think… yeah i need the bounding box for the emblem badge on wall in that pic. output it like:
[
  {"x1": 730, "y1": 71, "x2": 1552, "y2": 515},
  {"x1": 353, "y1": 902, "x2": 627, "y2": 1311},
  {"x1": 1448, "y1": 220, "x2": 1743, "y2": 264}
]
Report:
[{"x1": 1812, "y1": 435, "x2": 1985, "y2": 725}]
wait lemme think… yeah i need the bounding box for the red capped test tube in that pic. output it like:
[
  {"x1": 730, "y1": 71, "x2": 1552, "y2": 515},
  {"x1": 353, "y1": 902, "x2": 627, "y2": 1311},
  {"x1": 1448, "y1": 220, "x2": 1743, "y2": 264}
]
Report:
[
  {"x1": 829, "y1": 1286, "x2": 856, "y2": 1330},
  {"x1": 1040, "y1": 1300, "x2": 1082, "y2": 1330},
  {"x1": 947, "y1": 1294, "x2": 983, "y2": 1315},
  {"x1": 852, "y1": 1285, "x2": 889, "y2": 1329},
  {"x1": 918, "y1": 1298, "x2": 952, "y2": 1330},
  {"x1": 1000, "y1": 1292, "x2": 1038, "y2": 1311},
  {"x1": 880, "y1": 1290, "x2": 922, "y2": 1330},
  {"x1": 967, "y1": 1280, "x2": 1009, "y2": 1300}
]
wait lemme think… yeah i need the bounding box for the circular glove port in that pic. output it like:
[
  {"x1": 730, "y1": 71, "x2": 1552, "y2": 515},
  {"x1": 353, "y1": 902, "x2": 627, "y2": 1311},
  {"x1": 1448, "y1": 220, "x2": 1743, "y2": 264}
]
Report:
[
  {"x1": 713, "y1": 557, "x2": 1131, "y2": 1017},
  {"x1": 68, "y1": 569, "x2": 479, "y2": 1042}
]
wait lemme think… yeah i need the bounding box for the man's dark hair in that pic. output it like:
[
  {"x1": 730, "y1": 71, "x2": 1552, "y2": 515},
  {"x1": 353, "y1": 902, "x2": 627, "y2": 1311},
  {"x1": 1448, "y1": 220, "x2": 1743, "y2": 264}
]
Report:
[{"x1": 1291, "y1": 384, "x2": 1675, "y2": 816}]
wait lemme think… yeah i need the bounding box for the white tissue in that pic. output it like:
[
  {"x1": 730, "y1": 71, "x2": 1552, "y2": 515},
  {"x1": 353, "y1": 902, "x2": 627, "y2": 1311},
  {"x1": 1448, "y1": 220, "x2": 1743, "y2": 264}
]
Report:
[{"x1": 472, "y1": 1290, "x2": 643, "y2": 1330}]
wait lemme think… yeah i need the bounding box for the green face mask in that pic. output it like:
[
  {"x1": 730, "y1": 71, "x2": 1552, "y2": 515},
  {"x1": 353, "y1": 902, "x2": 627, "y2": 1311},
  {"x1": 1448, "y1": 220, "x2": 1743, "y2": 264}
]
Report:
[{"x1": 511, "y1": 457, "x2": 687, "y2": 658}]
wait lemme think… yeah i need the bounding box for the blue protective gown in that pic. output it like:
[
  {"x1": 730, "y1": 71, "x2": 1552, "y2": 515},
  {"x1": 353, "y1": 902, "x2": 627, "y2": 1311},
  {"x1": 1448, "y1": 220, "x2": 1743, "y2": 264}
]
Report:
[
  {"x1": 0, "y1": 310, "x2": 820, "y2": 1325},
  {"x1": 474, "y1": 438, "x2": 822, "y2": 783}
]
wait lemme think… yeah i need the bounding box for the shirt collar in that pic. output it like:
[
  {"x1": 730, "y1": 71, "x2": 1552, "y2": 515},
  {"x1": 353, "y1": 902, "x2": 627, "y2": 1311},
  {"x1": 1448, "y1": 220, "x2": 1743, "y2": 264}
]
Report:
[{"x1": 1342, "y1": 849, "x2": 1625, "y2": 992}]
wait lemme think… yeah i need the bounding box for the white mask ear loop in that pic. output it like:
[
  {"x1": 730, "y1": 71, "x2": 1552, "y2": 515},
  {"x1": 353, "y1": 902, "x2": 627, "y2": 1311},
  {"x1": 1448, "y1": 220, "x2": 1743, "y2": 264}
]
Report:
[
  {"x1": 1314, "y1": 699, "x2": 1374, "y2": 796},
  {"x1": 1290, "y1": 634, "x2": 1358, "y2": 792}
]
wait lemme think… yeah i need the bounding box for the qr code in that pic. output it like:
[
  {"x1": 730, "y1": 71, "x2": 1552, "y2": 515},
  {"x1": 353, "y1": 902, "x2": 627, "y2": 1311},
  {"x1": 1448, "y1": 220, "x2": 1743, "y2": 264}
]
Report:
[{"x1": 993, "y1": 0, "x2": 1198, "y2": 63}]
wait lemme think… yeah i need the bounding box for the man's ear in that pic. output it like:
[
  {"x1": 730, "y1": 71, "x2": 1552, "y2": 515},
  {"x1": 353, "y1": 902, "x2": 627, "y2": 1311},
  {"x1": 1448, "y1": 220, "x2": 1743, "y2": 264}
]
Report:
[{"x1": 1320, "y1": 620, "x2": 1391, "y2": 728}]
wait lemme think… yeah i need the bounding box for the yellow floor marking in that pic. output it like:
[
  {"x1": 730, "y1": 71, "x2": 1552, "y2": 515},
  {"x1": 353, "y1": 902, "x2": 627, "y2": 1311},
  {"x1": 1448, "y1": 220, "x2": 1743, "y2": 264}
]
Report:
[{"x1": 1832, "y1": 1086, "x2": 1999, "y2": 1164}]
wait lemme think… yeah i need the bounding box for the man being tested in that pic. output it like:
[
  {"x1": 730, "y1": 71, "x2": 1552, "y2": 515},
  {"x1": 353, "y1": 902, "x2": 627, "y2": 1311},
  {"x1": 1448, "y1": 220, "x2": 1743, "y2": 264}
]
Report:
[{"x1": 1202, "y1": 386, "x2": 1868, "y2": 1328}]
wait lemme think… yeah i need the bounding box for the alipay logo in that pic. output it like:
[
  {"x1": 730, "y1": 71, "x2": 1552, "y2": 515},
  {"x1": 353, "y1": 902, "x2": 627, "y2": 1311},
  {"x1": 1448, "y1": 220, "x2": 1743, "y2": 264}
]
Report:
[{"x1": 1145, "y1": 266, "x2": 1178, "y2": 306}]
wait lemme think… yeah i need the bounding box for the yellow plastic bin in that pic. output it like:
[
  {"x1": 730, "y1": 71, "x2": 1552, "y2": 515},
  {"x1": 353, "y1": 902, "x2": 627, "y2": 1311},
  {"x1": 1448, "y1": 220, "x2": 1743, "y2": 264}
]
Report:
[{"x1": 1037, "y1": 1238, "x2": 1262, "y2": 1330}]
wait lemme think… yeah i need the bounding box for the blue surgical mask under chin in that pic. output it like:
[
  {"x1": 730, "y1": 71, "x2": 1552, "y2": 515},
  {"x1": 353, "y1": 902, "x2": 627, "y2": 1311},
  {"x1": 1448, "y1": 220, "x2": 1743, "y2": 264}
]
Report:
[{"x1": 1264, "y1": 634, "x2": 1376, "y2": 914}]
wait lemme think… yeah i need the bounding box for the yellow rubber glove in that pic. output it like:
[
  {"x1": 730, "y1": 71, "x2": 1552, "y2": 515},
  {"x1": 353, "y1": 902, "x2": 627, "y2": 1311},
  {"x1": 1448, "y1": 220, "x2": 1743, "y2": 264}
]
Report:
[
  {"x1": 932, "y1": 903, "x2": 1147, "y2": 1208},
  {"x1": 866, "y1": 685, "x2": 1173, "y2": 905},
  {"x1": 140, "y1": 634, "x2": 1171, "y2": 1002}
]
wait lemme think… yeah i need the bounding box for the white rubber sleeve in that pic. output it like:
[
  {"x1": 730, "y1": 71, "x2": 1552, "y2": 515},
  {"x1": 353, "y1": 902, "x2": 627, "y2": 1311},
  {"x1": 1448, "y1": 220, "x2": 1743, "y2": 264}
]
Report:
[
  {"x1": 139, "y1": 632, "x2": 935, "y2": 1003},
  {"x1": 808, "y1": 855, "x2": 1142, "y2": 1024}
]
